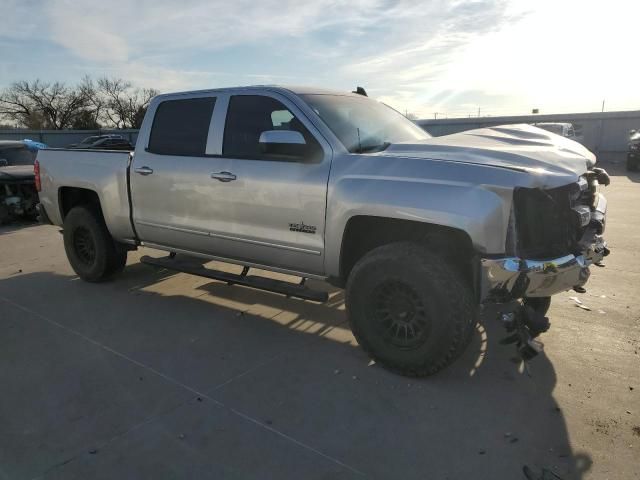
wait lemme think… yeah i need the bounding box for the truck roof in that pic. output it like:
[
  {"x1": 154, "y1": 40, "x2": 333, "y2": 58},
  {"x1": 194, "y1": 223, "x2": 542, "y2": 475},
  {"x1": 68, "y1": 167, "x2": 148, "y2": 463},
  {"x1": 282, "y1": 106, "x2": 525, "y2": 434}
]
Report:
[
  {"x1": 152, "y1": 85, "x2": 361, "y2": 101},
  {"x1": 534, "y1": 122, "x2": 573, "y2": 128}
]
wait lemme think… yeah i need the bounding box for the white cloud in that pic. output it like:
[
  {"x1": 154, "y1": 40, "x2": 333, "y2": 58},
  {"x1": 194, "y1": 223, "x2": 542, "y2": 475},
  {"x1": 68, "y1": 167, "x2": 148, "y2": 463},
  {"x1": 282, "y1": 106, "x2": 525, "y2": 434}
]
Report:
[
  {"x1": 1, "y1": 0, "x2": 638, "y2": 116},
  {"x1": 47, "y1": 11, "x2": 129, "y2": 62},
  {"x1": 354, "y1": 0, "x2": 640, "y2": 116}
]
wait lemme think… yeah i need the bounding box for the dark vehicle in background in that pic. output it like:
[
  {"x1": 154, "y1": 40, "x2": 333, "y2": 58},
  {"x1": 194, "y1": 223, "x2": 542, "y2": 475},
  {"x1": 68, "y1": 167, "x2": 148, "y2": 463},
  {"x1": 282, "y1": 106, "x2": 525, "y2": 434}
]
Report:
[
  {"x1": 84, "y1": 137, "x2": 134, "y2": 151},
  {"x1": 0, "y1": 139, "x2": 47, "y2": 224},
  {"x1": 67, "y1": 134, "x2": 126, "y2": 149},
  {"x1": 628, "y1": 129, "x2": 640, "y2": 171}
]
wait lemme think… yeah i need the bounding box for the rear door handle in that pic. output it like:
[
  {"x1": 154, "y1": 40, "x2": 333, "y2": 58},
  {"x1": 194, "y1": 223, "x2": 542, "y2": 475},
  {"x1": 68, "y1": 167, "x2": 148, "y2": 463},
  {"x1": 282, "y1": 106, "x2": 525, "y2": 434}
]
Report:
[
  {"x1": 211, "y1": 171, "x2": 237, "y2": 182},
  {"x1": 134, "y1": 166, "x2": 154, "y2": 175}
]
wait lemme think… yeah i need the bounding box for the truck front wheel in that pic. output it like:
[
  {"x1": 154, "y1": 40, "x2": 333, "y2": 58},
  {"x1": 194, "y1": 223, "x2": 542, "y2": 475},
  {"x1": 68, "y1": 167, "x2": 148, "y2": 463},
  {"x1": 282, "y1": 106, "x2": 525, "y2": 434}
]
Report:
[
  {"x1": 63, "y1": 206, "x2": 127, "y2": 282},
  {"x1": 345, "y1": 242, "x2": 476, "y2": 377}
]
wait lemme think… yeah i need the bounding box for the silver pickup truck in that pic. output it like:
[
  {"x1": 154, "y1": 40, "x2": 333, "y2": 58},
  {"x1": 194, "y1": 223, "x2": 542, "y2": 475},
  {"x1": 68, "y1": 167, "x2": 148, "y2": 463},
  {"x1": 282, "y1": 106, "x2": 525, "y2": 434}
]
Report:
[{"x1": 35, "y1": 86, "x2": 610, "y2": 376}]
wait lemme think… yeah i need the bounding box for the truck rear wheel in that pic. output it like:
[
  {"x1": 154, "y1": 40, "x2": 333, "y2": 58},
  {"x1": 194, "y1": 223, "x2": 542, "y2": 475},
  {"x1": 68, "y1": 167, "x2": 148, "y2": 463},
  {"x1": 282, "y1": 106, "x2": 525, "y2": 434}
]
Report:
[
  {"x1": 63, "y1": 206, "x2": 127, "y2": 282},
  {"x1": 345, "y1": 242, "x2": 476, "y2": 377}
]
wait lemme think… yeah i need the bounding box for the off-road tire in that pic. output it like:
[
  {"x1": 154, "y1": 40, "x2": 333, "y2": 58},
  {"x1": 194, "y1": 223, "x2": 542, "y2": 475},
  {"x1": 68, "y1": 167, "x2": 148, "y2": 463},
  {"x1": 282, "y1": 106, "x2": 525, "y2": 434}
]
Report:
[
  {"x1": 523, "y1": 296, "x2": 551, "y2": 316},
  {"x1": 63, "y1": 206, "x2": 127, "y2": 282},
  {"x1": 345, "y1": 242, "x2": 476, "y2": 377}
]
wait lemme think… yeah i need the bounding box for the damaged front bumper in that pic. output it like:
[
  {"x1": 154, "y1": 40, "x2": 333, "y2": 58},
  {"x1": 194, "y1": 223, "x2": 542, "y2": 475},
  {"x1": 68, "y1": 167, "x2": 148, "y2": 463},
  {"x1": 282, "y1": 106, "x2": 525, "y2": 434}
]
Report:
[{"x1": 480, "y1": 192, "x2": 609, "y2": 302}]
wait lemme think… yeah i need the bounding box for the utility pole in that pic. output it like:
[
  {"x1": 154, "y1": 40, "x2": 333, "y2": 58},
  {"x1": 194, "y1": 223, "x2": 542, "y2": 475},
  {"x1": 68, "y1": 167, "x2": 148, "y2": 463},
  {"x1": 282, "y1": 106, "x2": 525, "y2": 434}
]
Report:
[
  {"x1": 434, "y1": 112, "x2": 438, "y2": 119},
  {"x1": 601, "y1": 99, "x2": 605, "y2": 113},
  {"x1": 477, "y1": 106, "x2": 481, "y2": 117}
]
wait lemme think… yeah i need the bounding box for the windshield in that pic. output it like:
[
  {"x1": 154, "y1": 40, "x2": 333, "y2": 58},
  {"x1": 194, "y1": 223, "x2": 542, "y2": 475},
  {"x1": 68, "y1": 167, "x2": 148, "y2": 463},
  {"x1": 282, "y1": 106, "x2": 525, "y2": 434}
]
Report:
[{"x1": 301, "y1": 94, "x2": 430, "y2": 153}]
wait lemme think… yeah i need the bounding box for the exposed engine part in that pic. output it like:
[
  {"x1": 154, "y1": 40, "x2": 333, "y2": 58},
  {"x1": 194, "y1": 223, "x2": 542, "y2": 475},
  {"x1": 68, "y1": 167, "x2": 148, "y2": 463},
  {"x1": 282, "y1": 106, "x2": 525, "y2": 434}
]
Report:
[
  {"x1": 0, "y1": 182, "x2": 38, "y2": 224},
  {"x1": 588, "y1": 167, "x2": 610, "y2": 187},
  {"x1": 499, "y1": 302, "x2": 550, "y2": 362}
]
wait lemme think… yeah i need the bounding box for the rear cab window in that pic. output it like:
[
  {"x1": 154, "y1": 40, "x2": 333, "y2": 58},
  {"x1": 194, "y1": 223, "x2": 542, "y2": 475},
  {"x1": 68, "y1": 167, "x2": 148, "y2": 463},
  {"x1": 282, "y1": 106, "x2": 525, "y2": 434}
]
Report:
[{"x1": 148, "y1": 97, "x2": 216, "y2": 156}]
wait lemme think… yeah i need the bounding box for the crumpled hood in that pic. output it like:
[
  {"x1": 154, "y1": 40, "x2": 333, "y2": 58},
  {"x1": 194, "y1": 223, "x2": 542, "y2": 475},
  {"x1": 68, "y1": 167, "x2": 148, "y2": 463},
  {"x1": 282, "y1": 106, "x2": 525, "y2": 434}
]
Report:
[{"x1": 384, "y1": 124, "x2": 595, "y2": 177}]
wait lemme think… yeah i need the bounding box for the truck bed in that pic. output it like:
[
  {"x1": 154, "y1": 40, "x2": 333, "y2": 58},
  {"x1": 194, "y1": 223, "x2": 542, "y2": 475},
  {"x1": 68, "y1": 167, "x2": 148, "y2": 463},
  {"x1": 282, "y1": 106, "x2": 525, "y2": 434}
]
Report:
[{"x1": 36, "y1": 148, "x2": 136, "y2": 241}]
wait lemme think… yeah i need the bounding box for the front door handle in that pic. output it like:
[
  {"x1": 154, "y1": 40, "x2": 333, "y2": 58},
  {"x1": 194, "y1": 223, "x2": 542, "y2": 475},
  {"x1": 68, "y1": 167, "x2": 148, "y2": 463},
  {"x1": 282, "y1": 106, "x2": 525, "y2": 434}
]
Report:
[
  {"x1": 134, "y1": 166, "x2": 154, "y2": 175},
  {"x1": 211, "y1": 171, "x2": 237, "y2": 182}
]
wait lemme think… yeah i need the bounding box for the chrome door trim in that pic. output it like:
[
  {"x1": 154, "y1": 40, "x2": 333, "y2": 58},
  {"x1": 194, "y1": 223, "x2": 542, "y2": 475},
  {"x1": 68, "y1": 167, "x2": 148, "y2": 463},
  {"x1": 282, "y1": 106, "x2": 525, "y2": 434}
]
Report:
[
  {"x1": 206, "y1": 93, "x2": 228, "y2": 155},
  {"x1": 137, "y1": 220, "x2": 321, "y2": 255},
  {"x1": 137, "y1": 221, "x2": 209, "y2": 237}
]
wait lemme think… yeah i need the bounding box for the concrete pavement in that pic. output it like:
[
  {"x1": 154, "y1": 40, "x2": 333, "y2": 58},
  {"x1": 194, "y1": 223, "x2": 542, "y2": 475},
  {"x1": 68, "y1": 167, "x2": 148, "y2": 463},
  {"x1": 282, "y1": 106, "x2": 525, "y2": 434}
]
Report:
[{"x1": 0, "y1": 164, "x2": 638, "y2": 479}]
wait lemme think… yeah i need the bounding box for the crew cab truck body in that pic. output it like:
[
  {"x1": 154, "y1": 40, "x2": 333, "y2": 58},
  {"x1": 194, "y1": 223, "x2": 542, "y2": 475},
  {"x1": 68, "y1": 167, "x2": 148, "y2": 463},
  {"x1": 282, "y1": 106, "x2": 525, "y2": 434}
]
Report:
[{"x1": 35, "y1": 86, "x2": 610, "y2": 376}]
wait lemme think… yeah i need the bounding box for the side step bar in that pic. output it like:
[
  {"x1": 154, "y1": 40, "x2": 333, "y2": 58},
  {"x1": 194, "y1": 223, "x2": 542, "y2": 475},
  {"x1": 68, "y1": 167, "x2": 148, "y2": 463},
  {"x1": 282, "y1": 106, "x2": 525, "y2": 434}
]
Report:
[{"x1": 140, "y1": 255, "x2": 329, "y2": 303}]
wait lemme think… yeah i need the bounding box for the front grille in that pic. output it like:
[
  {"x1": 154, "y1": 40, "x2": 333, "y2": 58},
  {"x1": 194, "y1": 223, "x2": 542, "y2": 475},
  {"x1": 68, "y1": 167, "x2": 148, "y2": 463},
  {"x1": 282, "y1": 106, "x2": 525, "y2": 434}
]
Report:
[{"x1": 512, "y1": 178, "x2": 593, "y2": 259}]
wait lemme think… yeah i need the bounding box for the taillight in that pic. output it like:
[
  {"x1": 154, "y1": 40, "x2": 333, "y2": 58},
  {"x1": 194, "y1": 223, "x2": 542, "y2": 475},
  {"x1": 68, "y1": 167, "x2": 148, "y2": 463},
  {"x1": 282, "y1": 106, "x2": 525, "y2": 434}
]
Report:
[{"x1": 34, "y1": 159, "x2": 41, "y2": 192}]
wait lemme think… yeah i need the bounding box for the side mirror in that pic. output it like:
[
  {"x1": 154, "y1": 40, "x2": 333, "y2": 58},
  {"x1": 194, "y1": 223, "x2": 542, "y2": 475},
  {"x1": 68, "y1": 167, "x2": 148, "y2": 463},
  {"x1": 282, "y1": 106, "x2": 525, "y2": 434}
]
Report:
[{"x1": 259, "y1": 130, "x2": 307, "y2": 157}]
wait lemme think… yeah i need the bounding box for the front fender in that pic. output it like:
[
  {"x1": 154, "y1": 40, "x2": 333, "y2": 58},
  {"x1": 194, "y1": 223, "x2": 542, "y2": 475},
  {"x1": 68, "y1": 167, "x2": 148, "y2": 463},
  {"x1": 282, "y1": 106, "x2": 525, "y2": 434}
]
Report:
[{"x1": 324, "y1": 175, "x2": 511, "y2": 277}]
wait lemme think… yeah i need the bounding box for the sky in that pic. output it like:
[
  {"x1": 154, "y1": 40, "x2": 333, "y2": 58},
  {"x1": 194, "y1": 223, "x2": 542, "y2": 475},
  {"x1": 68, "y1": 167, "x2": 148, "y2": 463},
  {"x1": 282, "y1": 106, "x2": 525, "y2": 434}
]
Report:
[{"x1": 0, "y1": 0, "x2": 637, "y2": 119}]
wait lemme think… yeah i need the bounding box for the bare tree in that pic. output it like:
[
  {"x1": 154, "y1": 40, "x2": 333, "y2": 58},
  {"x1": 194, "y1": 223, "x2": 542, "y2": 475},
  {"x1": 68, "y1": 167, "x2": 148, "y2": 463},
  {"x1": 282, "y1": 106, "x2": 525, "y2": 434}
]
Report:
[
  {"x1": 0, "y1": 77, "x2": 159, "y2": 130},
  {"x1": 0, "y1": 82, "x2": 39, "y2": 128},
  {"x1": 0, "y1": 80, "x2": 92, "y2": 129},
  {"x1": 78, "y1": 76, "x2": 104, "y2": 128},
  {"x1": 97, "y1": 78, "x2": 158, "y2": 129}
]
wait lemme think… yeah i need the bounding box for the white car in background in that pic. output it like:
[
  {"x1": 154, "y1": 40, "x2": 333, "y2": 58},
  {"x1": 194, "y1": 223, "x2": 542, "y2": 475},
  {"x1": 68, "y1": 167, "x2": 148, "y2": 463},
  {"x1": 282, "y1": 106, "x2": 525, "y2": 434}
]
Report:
[{"x1": 533, "y1": 122, "x2": 584, "y2": 144}]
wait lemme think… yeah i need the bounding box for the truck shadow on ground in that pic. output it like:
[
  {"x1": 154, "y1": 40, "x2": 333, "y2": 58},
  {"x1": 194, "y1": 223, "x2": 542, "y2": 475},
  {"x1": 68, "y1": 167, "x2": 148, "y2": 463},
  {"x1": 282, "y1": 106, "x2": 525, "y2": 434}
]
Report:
[
  {"x1": 0, "y1": 219, "x2": 39, "y2": 236},
  {"x1": 0, "y1": 266, "x2": 593, "y2": 479}
]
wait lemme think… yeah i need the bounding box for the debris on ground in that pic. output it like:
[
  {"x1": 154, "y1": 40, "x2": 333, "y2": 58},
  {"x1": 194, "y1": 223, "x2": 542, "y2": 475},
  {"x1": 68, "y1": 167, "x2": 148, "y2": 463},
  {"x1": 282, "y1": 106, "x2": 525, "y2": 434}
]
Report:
[
  {"x1": 569, "y1": 296, "x2": 592, "y2": 311},
  {"x1": 523, "y1": 465, "x2": 564, "y2": 479},
  {"x1": 333, "y1": 369, "x2": 341, "y2": 375}
]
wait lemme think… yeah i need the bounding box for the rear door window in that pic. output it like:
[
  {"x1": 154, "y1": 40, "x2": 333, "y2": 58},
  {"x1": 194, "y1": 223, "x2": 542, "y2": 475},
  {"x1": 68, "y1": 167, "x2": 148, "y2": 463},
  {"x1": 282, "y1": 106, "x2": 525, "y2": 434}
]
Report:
[{"x1": 148, "y1": 97, "x2": 216, "y2": 156}]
